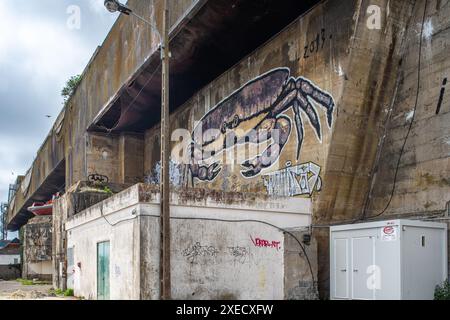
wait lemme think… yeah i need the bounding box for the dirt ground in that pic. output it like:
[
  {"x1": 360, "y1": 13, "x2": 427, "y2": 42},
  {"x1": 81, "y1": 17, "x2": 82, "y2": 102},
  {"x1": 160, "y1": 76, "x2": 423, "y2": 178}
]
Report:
[{"x1": 0, "y1": 280, "x2": 76, "y2": 300}]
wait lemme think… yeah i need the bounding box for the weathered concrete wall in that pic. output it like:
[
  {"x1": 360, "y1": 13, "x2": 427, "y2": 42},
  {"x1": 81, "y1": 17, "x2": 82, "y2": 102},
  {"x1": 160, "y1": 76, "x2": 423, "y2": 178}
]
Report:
[
  {"x1": 84, "y1": 132, "x2": 145, "y2": 186},
  {"x1": 66, "y1": 184, "x2": 313, "y2": 300},
  {"x1": 284, "y1": 230, "x2": 318, "y2": 300},
  {"x1": 313, "y1": 0, "x2": 415, "y2": 224},
  {"x1": 22, "y1": 216, "x2": 53, "y2": 281},
  {"x1": 365, "y1": 0, "x2": 450, "y2": 218},
  {"x1": 86, "y1": 133, "x2": 121, "y2": 183},
  {"x1": 119, "y1": 134, "x2": 145, "y2": 184},
  {"x1": 308, "y1": 0, "x2": 415, "y2": 298},
  {"x1": 7, "y1": 111, "x2": 65, "y2": 227},
  {"x1": 139, "y1": 0, "x2": 416, "y2": 299},
  {"x1": 8, "y1": 0, "x2": 201, "y2": 228},
  {"x1": 311, "y1": 0, "x2": 450, "y2": 299},
  {"x1": 52, "y1": 191, "x2": 69, "y2": 289},
  {"x1": 144, "y1": 0, "x2": 355, "y2": 197},
  {"x1": 66, "y1": 0, "x2": 200, "y2": 188}
]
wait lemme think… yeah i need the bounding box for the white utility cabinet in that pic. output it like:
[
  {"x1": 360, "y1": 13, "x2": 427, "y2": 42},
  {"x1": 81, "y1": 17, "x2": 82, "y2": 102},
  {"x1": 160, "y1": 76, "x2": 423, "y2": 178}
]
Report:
[{"x1": 330, "y1": 220, "x2": 448, "y2": 300}]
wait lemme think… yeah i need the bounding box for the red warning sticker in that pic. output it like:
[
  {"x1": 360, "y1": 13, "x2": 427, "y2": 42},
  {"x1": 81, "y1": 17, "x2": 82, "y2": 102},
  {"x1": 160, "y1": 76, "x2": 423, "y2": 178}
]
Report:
[{"x1": 381, "y1": 226, "x2": 398, "y2": 241}]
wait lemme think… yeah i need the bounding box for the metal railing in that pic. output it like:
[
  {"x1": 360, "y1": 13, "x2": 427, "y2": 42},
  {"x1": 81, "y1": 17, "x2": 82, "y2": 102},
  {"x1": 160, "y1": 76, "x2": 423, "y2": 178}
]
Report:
[
  {"x1": 7, "y1": 184, "x2": 17, "y2": 205},
  {"x1": 0, "y1": 202, "x2": 8, "y2": 240}
]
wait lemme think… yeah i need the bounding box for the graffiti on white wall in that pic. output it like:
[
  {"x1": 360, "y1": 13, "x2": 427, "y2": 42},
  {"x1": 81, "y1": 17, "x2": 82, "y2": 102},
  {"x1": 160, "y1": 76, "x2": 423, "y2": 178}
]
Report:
[
  {"x1": 182, "y1": 242, "x2": 219, "y2": 264},
  {"x1": 262, "y1": 162, "x2": 322, "y2": 197},
  {"x1": 228, "y1": 246, "x2": 250, "y2": 264},
  {"x1": 146, "y1": 160, "x2": 185, "y2": 187}
]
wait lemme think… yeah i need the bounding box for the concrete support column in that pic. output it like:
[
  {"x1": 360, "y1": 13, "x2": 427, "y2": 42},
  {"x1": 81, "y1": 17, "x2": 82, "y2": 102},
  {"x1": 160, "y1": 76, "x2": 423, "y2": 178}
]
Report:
[{"x1": 119, "y1": 134, "x2": 145, "y2": 184}]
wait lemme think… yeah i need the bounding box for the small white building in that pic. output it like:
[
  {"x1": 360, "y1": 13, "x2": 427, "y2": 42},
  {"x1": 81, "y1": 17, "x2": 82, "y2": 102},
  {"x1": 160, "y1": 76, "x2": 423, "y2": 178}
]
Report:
[
  {"x1": 330, "y1": 220, "x2": 448, "y2": 300},
  {"x1": 64, "y1": 184, "x2": 317, "y2": 300},
  {"x1": 0, "y1": 241, "x2": 21, "y2": 280},
  {"x1": 0, "y1": 241, "x2": 20, "y2": 266}
]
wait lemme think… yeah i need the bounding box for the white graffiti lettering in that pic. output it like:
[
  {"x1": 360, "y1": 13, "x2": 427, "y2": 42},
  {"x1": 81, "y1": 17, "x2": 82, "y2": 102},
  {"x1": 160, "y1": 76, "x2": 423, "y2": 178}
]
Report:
[{"x1": 262, "y1": 162, "x2": 322, "y2": 197}]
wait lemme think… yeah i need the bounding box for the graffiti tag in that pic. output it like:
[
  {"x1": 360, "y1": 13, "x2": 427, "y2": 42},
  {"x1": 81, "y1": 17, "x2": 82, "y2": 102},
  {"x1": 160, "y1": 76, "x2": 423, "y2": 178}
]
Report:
[
  {"x1": 228, "y1": 246, "x2": 249, "y2": 264},
  {"x1": 250, "y1": 236, "x2": 281, "y2": 251},
  {"x1": 88, "y1": 173, "x2": 109, "y2": 184},
  {"x1": 145, "y1": 160, "x2": 184, "y2": 187},
  {"x1": 304, "y1": 29, "x2": 330, "y2": 59},
  {"x1": 182, "y1": 242, "x2": 219, "y2": 264},
  {"x1": 262, "y1": 162, "x2": 322, "y2": 197}
]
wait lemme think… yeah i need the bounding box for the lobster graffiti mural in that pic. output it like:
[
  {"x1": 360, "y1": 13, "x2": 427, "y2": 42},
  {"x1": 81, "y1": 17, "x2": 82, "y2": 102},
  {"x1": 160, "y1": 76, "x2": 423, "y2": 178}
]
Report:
[{"x1": 188, "y1": 68, "x2": 335, "y2": 182}]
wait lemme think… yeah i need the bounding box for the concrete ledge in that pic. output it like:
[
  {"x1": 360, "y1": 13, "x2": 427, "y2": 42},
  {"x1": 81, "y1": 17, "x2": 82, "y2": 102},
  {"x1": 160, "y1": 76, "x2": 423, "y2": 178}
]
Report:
[{"x1": 66, "y1": 183, "x2": 312, "y2": 230}]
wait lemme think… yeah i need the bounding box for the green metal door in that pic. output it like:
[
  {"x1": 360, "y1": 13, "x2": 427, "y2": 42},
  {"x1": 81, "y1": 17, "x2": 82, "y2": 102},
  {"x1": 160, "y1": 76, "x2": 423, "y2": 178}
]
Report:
[{"x1": 97, "y1": 241, "x2": 110, "y2": 300}]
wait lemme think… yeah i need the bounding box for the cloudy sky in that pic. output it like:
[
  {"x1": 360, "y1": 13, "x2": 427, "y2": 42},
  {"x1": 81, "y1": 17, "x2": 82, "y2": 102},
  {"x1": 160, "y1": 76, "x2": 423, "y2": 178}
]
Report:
[{"x1": 0, "y1": 0, "x2": 118, "y2": 235}]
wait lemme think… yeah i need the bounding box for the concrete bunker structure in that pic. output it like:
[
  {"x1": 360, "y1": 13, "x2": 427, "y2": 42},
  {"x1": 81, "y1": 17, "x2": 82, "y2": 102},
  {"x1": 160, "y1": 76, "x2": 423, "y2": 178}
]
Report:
[{"x1": 3, "y1": 0, "x2": 449, "y2": 299}]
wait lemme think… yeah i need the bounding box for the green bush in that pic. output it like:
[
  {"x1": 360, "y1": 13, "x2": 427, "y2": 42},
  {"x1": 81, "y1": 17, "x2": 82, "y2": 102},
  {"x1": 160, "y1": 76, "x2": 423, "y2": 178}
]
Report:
[
  {"x1": 51, "y1": 288, "x2": 74, "y2": 297},
  {"x1": 435, "y1": 280, "x2": 450, "y2": 300},
  {"x1": 54, "y1": 288, "x2": 64, "y2": 296},
  {"x1": 64, "y1": 289, "x2": 74, "y2": 297}
]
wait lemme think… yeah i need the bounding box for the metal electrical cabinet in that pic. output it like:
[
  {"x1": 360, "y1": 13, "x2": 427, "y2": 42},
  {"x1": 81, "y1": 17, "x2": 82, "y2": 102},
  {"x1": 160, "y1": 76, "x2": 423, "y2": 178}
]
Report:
[{"x1": 330, "y1": 220, "x2": 448, "y2": 300}]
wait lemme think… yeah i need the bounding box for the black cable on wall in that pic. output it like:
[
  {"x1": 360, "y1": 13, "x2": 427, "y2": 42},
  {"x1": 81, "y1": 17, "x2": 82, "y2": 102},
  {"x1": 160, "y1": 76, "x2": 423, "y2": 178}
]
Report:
[{"x1": 363, "y1": 0, "x2": 429, "y2": 221}]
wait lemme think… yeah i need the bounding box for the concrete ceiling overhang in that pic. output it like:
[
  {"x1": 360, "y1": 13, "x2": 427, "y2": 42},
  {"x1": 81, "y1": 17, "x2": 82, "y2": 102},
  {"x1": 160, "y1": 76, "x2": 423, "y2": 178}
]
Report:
[
  {"x1": 89, "y1": 0, "x2": 321, "y2": 133},
  {"x1": 7, "y1": 160, "x2": 65, "y2": 231}
]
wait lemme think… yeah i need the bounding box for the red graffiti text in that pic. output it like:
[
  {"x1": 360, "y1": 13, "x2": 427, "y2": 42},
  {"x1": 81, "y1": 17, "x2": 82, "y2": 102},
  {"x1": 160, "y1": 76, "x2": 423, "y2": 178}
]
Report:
[{"x1": 250, "y1": 236, "x2": 281, "y2": 250}]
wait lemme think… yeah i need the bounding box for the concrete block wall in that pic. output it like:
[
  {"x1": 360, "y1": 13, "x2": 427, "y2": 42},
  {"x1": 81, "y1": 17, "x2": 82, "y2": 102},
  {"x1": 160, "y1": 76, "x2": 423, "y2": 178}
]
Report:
[
  {"x1": 22, "y1": 216, "x2": 53, "y2": 281},
  {"x1": 284, "y1": 230, "x2": 318, "y2": 300}
]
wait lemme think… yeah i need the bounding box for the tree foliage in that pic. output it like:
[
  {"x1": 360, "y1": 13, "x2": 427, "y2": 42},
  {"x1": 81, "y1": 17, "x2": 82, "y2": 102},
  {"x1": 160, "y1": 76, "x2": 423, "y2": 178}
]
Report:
[
  {"x1": 435, "y1": 280, "x2": 450, "y2": 300},
  {"x1": 61, "y1": 75, "x2": 82, "y2": 105}
]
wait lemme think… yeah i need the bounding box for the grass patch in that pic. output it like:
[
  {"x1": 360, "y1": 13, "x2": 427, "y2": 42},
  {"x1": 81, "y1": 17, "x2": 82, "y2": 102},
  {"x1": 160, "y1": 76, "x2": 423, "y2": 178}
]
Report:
[
  {"x1": 50, "y1": 288, "x2": 75, "y2": 297},
  {"x1": 16, "y1": 278, "x2": 35, "y2": 286},
  {"x1": 16, "y1": 278, "x2": 51, "y2": 286},
  {"x1": 20, "y1": 278, "x2": 51, "y2": 286}
]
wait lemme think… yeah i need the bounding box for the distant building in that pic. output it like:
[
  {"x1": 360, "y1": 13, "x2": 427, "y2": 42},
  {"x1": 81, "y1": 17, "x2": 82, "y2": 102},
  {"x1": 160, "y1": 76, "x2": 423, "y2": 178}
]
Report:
[{"x1": 0, "y1": 239, "x2": 21, "y2": 280}]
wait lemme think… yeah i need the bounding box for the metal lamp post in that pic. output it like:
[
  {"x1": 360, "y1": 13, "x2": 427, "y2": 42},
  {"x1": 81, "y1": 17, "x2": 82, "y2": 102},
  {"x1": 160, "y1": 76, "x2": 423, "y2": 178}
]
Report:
[{"x1": 104, "y1": 0, "x2": 171, "y2": 300}]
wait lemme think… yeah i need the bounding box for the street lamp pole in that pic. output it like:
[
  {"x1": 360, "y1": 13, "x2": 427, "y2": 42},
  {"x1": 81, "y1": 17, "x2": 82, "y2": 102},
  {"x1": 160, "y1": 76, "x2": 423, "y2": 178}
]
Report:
[
  {"x1": 160, "y1": 0, "x2": 172, "y2": 301},
  {"x1": 104, "y1": 0, "x2": 171, "y2": 300}
]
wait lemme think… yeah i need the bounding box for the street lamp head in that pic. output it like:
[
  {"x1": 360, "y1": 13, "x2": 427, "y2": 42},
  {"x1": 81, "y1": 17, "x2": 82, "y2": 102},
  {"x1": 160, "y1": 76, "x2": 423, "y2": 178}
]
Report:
[{"x1": 104, "y1": 0, "x2": 132, "y2": 15}]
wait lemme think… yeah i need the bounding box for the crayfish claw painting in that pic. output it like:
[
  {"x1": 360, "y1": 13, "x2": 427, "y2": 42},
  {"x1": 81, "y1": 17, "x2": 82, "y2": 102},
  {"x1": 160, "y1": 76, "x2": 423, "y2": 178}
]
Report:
[{"x1": 188, "y1": 68, "x2": 335, "y2": 182}]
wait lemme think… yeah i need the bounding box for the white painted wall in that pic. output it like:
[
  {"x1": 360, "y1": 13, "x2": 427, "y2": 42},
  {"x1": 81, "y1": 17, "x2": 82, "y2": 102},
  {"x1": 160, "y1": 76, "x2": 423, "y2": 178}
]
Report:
[
  {"x1": 140, "y1": 203, "x2": 308, "y2": 300},
  {"x1": 0, "y1": 255, "x2": 20, "y2": 265},
  {"x1": 66, "y1": 186, "x2": 311, "y2": 300},
  {"x1": 67, "y1": 205, "x2": 141, "y2": 300},
  {"x1": 27, "y1": 261, "x2": 52, "y2": 276}
]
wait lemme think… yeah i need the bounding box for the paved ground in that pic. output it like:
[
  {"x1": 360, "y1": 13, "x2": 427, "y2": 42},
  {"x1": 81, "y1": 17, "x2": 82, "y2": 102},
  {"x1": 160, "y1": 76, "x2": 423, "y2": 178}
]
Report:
[{"x1": 0, "y1": 280, "x2": 75, "y2": 300}]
